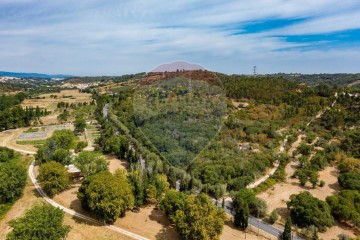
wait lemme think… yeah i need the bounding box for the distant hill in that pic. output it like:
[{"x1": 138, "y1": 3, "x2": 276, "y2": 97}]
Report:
[
  {"x1": 273, "y1": 73, "x2": 360, "y2": 87},
  {"x1": 0, "y1": 71, "x2": 74, "y2": 79},
  {"x1": 150, "y1": 61, "x2": 205, "y2": 72}
]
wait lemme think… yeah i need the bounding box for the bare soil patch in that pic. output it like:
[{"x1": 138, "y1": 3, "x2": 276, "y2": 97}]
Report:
[
  {"x1": 221, "y1": 218, "x2": 268, "y2": 240},
  {"x1": 105, "y1": 154, "x2": 128, "y2": 173},
  {"x1": 257, "y1": 166, "x2": 355, "y2": 238},
  {"x1": 22, "y1": 89, "x2": 92, "y2": 111},
  {"x1": 0, "y1": 128, "x2": 38, "y2": 153}
]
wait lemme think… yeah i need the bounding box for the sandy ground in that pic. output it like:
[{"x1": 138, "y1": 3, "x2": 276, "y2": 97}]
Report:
[
  {"x1": 288, "y1": 134, "x2": 304, "y2": 157},
  {"x1": 257, "y1": 165, "x2": 340, "y2": 214},
  {"x1": 257, "y1": 165, "x2": 355, "y2": 238},
  {"x1": 40, "y1": 114, "x2": 59, "y2": 125},
  {"x1": 21, "y1": 89, "x2": 92, "y2": 126},
  {"x1": 54, "y1": 181, "x2": 269, "y2": 240},
  {"x1": 0, "y1": 128, "x2": 38, "y2": 153},
  {"x1": 22, "y1": 89, "x2": 92, "y2": 111},
  {"x1": 221, "y1": 218, "x2": 268, "y2": 240},
  {"x1": 105, "y1": 154, "x2": 128, "y2": 173}
]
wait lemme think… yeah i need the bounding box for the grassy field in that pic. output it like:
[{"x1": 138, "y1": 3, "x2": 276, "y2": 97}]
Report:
[
  {"x1": 23, "y1": 127, "x2": 40, "y2": 133},
  {"x1": 22, "y1": 89, "x2": 92, "y2": 111},
  {"x1": 16, "y1": 139, "x2": 47, "y2": 145}
]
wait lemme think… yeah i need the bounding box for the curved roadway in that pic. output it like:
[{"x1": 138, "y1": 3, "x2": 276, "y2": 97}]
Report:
[{"x1": 28, "y1": 161, "x2": 149, "y2": 240}]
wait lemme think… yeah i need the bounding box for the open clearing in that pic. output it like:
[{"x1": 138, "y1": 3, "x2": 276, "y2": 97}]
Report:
[
  {"x1": 21, "y1": 89, "x2": 92, "y2": 111},
  {"x1": 0, "y1": 125, "x2": 72, "y2": 153},
  {"x1": 21, "y1": 89, "x2": 92, "y2": 125},
  {"x1": 257, "y1": 164, "x2": 355, "y2": 238}
]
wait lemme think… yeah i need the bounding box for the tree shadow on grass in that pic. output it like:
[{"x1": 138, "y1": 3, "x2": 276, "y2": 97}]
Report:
[
  {"x1": 275, "y1": 207, "x2": 289, "y2": 220},
  {"x1": 69, "y1": 199, "x2": 102, "y2": 226},
  {"x1": 32, "y1": 188, "x2": 42, "y2": 198},
  {"x1": 148, "y1": 207, "x2": 180, "y2": 240}
]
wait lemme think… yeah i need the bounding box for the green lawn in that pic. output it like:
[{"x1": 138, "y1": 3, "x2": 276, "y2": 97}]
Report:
[{"x1": 16, "y1": 139, "x2": 47, "y2": 145}]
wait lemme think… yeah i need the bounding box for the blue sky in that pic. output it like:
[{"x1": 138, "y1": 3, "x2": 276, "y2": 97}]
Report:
[{"x1": 0, "y1": 0, "x2": 360, "y2": 75}]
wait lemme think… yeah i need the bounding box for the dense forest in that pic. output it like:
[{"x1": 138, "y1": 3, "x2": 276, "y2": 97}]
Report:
[
  {"x1": 274, "y1": 73, "x2": 360, "y2": 87},
  {"x1": 133, "y1": 76, "x2": 226, "y2": 166}
]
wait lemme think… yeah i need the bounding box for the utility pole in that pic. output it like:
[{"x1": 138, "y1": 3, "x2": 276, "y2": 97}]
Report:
[{"x1": 253, "y1": 66, "x2": 257, "y2": 76}]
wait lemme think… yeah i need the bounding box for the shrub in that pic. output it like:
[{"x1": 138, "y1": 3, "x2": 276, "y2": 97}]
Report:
[
  {"x1": 6, "y1": 204, "x2": 71, "y2": 240},
  {"x1": 37, "y1": 161, "x2": 70, "y2": 197}
]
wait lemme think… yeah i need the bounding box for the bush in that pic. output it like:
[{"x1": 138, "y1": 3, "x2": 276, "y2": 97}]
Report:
[
  {"x1": 75, "y1": 141, "x2": 88, "y2": 152},
  {"x1": 0, "y1": 162, "x2": 27, "y2": 204},
  {"x1": 338, "y1": 172, "x2": 360, "y2": 190},
  {"x1": 319, "y1": 180, "x2": 325, "y2": 187},
  {"x1": 0, "y1": 147, "x2": 14, "y2": 162},
  {"x1": 6, "y1": 204, "x2": 71, "y2": 240},
  {"x1": 269, "y1": 210, "x2": 278, "y2": 224},
  {"x1": 37, "y1": 161, "x2": 71, "y2": 197},
  {"x1": 51, "y1": 148, "x2": 71, "y2": 165}
]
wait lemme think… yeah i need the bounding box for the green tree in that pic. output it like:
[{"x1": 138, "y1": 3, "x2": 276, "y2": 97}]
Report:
[
  {"x1": 74, "y1": 118, "x2": 86, "y2": 134},
  {"x1": 233, "y1": 196, "x2": 249, "y2": 230},
  {"x1": 0, "y1": 162, "x2": 27, "y2": 203},
  {"x1": 37, "y1": 161, "x2": 70, "y2": 197},
  {"x1": 298, "y1": 143, "x2": 313, "y2": 156},
  {"x1": 338, "y1": 172, "x2": 360, "y2": 190},
  {"x1": 326, "y1": 190, "x2": 360, "y2": 225},
  {"x1": 75, "y1": 141, "x2": 88, "y2": 152},
  {"x1": 282, "y1": 217, "x2": 292, "y2": 240},
  {"x1": 52, "y1": 130, "x2": 76, "y2": 150},
  {"x1": 172, "y1": 193, "x2": 225, "y2": 240},
  {"x1": 160, "y1": 190, "x2": 187, "y2": 218},
  {"x1": 51, "y1": 148, "x2": 71, "y2": 165},
  {"x1": 77, "y1": 170, "x2": 134, "y2": 223},
  {"x1": 128, "y1": 170, "x2": 145, "y2": 208},
  {"x1": 74, "y1": 151, "x2": 108, "y2": 176},
  {"x1": 309, "y1": 171, "x2": 319, "y2": 188},
  {"x1": 269, "y1": 210, "x2": 278, "y2": 224},
  {"x1": 288, "y1": 192, "x2": 333, "y2": 232},
  {"x1": 6, "y1": 204, "x2": 71, "y2": 240}
]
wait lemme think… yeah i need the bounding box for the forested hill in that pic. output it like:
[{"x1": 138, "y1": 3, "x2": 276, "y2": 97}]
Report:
[
  {"x1": 271, "y1": 73, "x2": 360, "y2": 87},
  {"x1": 218, "y1": 74, "x2": 301, "y2": 104}
]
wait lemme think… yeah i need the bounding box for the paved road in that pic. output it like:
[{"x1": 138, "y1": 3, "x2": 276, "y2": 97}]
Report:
[
  {"x1": 212, "y1": 199, "x2": 303, "y2": 240},
  {"x1": 29, "y1": 161, "x2": 149, "y2": 240}
]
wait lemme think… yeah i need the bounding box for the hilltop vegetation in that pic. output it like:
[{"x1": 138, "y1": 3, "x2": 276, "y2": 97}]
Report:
[{"x1": 134, "y1": 76, "x2": 226, "y2": 166}]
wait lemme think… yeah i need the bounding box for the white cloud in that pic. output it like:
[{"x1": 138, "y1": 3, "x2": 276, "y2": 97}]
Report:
[{"x1": 0, "y1": 0, "x2": 359, "y2": 75}]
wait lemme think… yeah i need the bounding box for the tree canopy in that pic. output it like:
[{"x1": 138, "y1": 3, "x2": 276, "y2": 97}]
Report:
[
  {"x1": 77, "y1": 170, "x2": 134, "y2": 223},
  {"x1": 0, "y1": 161, "x2": 26, "y2": 204},
  {"x1": 287, "y1": 191, "x2": 333, "y2": 232},
  {"x1": 326, "y1": 190, "x2": 360, "y2": 225},
  {"x1": 73, "y1": 151, "x2": 108, "y2": 176},
  {"x1": 161, "y1": 191, "x2": 225, "y2": 240},
  {"x1": 6, "y1": 204, "x2": 71, "y2": 240},
  {"x1": 37, "y1": 161, "x2": 71, "y2": 197}
]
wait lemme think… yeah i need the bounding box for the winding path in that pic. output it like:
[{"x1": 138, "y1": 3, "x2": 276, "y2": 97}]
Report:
[{"x1": 28, "y1": 161, "x2": 149, "y2": 240}]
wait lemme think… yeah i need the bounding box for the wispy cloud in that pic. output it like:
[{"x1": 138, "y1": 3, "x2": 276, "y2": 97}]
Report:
[{"x1": 0, "y1": 0, "x2": 359, "y2": 75}]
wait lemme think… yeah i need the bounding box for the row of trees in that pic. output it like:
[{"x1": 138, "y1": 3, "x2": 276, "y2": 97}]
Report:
[
  {"x1": 57, "y1": 101, "x2": 94, "y2": 109},
  {"x1": 0, "y1": 106, "x2": 49, "y2": 131}
]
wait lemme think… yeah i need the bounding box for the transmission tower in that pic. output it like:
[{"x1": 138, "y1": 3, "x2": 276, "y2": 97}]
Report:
[{"x1": 253, "y1": 66, "x2": 257, "y2": 76}]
